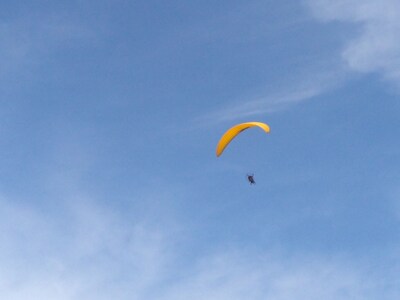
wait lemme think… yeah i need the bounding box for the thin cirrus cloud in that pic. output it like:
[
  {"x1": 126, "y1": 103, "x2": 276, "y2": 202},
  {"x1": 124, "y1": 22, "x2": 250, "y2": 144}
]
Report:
[
  {"x1": 196, "y1": 86, "x2": 319, "y2": 126},
  {"x1": 199, "y1": 0, "x2": 400, "y2": 125},
  {"x1": 307, "y1": 0, "x2": 400, "y2": 86},
  {"x1": 0, "y1": 13, "x2": 96, "y2": 80},
  {"x1": 0, "y1": 195, "x2": 175, "y2": 300},
  {"x1": 0, "y1": 195, "x2": 399, "y2": 300},
  {"x1": 195, "y1": 67, "x2": 344, "y2": 126}
]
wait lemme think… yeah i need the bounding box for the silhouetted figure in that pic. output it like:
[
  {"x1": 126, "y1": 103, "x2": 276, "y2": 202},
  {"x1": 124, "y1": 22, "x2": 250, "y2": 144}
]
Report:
[{"x1": 247, "y1": 174, "x2": 256, "y2": 185}]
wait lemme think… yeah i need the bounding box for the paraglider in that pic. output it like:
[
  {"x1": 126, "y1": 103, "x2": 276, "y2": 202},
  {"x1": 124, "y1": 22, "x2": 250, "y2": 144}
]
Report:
[
  {"x1": 247, "y1": 173, "x2": 256, "y2": 185},
  {"x1": 216, "y1": 122, "x2": 270, "y2": 157},
  {"x1": 216, "y1": 122, "x2": 270, "y2": 185}
]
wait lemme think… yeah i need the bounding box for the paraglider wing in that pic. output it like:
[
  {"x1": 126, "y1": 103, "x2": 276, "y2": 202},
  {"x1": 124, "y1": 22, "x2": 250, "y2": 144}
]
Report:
[{"x1": 216, "y1": 122, "x2": 270, "y2": 157}]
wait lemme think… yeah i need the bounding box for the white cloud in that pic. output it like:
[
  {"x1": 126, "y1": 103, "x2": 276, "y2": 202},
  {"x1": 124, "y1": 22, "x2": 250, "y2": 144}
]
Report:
[
  {"x1": 0, "y1": 13, "x2": 95, "y2": 82},
  {"x1": 307, "y1": 0, "x2": 400, "y2": 85},
  {"x1": 204, "y1": 0, "x2": 400, "y2": 125},
  {"x1": 206, "y1": 0, "x2": 400, "y2": 125},
  {"x1": 0, "y1": 195, "x2": 176, "y2": 300},
  {"x1": 161, "y1": 251, "x2": 400, "y2": 300},
  {"x1": 0, "y1": 195, "x2": 398, "y2": 300},
  {"x1": 195, "y1": 66, "x2": 344, "y2": 125},
  {"x1": 196, "y1": 85, "x2": 319, "y2": 125}
]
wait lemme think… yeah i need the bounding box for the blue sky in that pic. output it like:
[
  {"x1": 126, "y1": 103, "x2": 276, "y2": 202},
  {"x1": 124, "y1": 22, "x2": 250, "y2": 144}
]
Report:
[{"x1": 1, "y1": 0, "x2": 400, "y2": 299}]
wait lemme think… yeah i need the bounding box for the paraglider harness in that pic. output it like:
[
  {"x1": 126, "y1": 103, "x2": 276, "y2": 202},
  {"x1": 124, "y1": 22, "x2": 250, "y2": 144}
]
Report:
[{"x1": 247, "y1": 174, "x2": 255, "y2": 185}]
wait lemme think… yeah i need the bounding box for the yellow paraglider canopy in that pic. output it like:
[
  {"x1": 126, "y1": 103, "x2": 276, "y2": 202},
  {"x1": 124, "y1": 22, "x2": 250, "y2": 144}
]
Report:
[{"x1": 216, "y1": 122, "x2": 270, "y2": 157}]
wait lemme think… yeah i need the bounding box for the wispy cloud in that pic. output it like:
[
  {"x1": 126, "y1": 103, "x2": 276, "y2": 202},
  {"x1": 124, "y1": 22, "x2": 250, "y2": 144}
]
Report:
[
  {"x1": 197, "y1": 0, "x2": 400, "y2": 126},
  {"x1": 307, "y1": 0, "x2": 400, "y2": 86},
  {"x1": 161, "y1": 251, "x2": 400, "y2": 300},
  {"x1": 195, "y1": 66, "x2": 345, "y2": 126},
  {"x1": 0, "y1": 13, "x2": 96, "y2": 83},
  {"x1": 0, "y1": 194, "x2": 176, "y2": 300},
  {"x1": 198, "y1": 85, "x2": 319, "y2": 125},
  {"x1": 0, "y1": 193, "x2": 398, "y2": 300}
]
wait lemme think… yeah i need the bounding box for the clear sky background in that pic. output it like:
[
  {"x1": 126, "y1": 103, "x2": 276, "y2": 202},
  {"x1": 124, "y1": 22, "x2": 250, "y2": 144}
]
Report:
[{"x1": 1, "y1": 0, "x2": 400, "y2": 299}]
